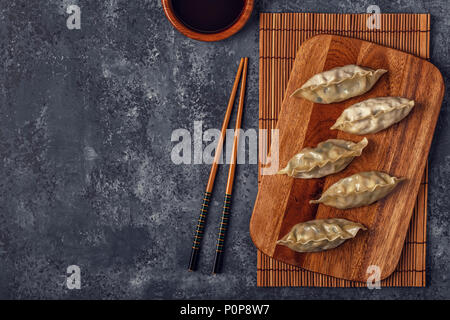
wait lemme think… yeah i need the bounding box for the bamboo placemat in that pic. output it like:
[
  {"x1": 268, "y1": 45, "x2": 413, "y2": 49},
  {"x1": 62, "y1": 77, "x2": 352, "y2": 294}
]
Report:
[{"x1": 258, "y1": 13, "x2": 430, "y2": 287}]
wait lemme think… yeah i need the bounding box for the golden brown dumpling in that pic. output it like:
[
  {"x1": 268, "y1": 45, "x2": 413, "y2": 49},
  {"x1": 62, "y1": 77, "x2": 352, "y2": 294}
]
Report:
[
  {"x1": 277, "y1": 138, "x2": 368, "y2": 179},
  {"x1": 331, "y1": 97, "x2": 415, "y2": 134},
  {"x1": 291, "y1": 65, "x2": 387, "y2": 104},
  {"x1": 277, "y1": 218, "x2": 367, "y2": 253},
  {"x1": 310, "y1": 171, "x2": 405, "y2": 209}
]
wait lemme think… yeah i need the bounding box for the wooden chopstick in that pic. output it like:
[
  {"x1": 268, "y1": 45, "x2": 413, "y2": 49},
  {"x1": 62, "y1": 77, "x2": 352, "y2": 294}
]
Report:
[
  {"x1": 188, "y1": 58, "x2": 245, "y2": 271},
  {"x1": 212, "y1": 57, "x2": 248, "y2": 274}
]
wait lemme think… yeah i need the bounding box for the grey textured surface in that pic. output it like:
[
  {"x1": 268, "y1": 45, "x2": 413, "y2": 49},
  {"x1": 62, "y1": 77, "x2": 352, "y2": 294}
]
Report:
[{"x1": 0, "y1": 0, "x2": 449, "y2": 300}]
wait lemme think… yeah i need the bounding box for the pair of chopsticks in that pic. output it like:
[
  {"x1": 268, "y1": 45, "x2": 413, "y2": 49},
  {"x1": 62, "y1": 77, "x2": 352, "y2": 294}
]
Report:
[{"x1": 188, "y1": 57, "x2": 249, "y2": 274}]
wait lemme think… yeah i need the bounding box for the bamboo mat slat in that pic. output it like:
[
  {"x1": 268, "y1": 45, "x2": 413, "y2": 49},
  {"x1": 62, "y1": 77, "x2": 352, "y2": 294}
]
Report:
[{"x1": 257, "y1": 13, "x2": 430, "y2": 287}]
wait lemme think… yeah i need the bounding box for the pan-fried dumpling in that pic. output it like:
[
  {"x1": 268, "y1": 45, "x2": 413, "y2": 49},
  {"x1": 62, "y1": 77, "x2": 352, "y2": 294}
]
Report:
[
  {"x1": 310, "y1": 171, "x2": 405, "y2": 209},
  {"x1": 277, "y1": 218, "x2": 367, "y2": 253},
  {"x1": 331, "y1": 97, "x2": 415, "y2": 134},
  {"x1": 291, "y1": 65, "x2": 387, "y2": 104},
  {"x1": 277, "y1": 138, "x2": 368, "y2": 179}
]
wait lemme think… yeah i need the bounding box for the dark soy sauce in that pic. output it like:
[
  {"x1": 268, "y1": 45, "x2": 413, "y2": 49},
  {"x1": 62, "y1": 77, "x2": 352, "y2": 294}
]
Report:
[{"x1": 171, "y1": 0, "x2": 246, "y2": 34}]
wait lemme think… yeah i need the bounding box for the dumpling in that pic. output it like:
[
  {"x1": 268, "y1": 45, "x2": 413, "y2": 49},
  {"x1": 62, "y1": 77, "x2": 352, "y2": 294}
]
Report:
[
  {"x1": 291, "y1": 65, "x2": 387, "y2": 104},
  {"x1": 331, "y1": 97, "x2": 415, "y2": 134},
  {"x1": 277, "y1": 218, "x2": 367, "y2": 253},
  {"x1": 310, "y1": 171, "x2": 405, "y2": 209},
  {"x1": 277, "y1": 138, "x2": 368, "y2": 179}
]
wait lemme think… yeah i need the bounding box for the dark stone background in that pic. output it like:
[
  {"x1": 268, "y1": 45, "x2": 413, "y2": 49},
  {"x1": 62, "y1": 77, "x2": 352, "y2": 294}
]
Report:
[{"x1": 0, "y1": 0, "x2": 448, "y2": 299}]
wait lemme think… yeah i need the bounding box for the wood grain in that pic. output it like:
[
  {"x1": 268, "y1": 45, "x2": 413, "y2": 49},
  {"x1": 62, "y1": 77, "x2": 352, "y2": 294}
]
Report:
[
  {"x1": 258, "y1": 13, "x2": 431, "y2": 287},
  {"x1": 251, "y1": 34, "x2": 444, "y2": 282}
]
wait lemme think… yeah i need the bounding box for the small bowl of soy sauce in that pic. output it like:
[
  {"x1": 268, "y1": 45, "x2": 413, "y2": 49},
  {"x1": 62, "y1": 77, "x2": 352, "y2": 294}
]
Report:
[{"x1": 162, "y1": 0, "x2": 254, "y2": 42}]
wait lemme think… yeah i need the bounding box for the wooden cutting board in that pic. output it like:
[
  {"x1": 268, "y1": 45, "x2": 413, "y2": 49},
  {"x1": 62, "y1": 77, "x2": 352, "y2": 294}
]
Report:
[{"x1": 250, "y1": 35, "x2": 444, "y2": 282}]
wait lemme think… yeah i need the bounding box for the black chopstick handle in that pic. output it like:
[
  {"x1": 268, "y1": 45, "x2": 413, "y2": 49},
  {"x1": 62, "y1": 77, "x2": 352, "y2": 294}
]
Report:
[
  {"x1": 188, "y1": 191, "x2": 212, "y2": 271},
  {"x1": 212, "y1": 193, "x2": 232, "y2": 274}
]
